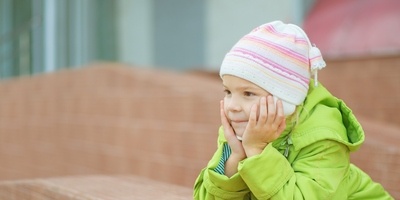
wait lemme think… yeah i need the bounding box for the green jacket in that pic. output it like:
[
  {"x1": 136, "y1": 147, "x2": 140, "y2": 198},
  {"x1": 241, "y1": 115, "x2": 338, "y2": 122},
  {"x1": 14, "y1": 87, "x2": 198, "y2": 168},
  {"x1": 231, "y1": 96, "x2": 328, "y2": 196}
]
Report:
[{"x1": 194, "y1": 82, "x2": 393, "y2": 199}]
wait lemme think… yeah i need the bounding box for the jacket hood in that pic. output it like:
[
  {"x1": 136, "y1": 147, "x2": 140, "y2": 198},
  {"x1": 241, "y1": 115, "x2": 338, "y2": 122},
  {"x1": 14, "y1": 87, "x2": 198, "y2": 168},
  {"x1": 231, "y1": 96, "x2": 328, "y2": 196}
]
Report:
[{"x1": 274, "y1": 80, "x2": 365, "y2": 152}]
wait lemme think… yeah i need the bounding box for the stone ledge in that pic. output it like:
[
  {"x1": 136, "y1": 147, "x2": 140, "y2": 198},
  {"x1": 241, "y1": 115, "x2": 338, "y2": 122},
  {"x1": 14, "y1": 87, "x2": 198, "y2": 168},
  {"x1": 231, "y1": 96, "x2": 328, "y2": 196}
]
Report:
[{"x1": 0, "y1": 175, "x2": 193, "y2": 200}]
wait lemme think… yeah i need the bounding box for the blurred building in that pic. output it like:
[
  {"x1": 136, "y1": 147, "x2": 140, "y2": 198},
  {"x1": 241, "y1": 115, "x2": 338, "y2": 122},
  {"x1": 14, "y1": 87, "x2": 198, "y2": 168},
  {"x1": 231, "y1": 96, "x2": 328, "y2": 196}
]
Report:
[
  {"x1": 0, "y1": 0, "x2": 117, "y2": 78},
  {"x1": 304, "y1": 0, "x2": 400, "y2": 59},
  {"x1": 0, "y1": 0, "x2": 315, "y2": 79},
  {"x1": 303, "y1": 0, "x2": 400, "y2": 126}
]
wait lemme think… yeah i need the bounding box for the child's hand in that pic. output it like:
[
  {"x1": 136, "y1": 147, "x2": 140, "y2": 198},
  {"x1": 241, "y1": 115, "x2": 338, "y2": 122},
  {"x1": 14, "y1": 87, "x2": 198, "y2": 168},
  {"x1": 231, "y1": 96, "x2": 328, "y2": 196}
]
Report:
[
  {"x1": 220, "y1": 100, "x2": 246, "y2": 160},
  {"x1": 242, "y1": 96, "x2": 286, "y2": 157}
]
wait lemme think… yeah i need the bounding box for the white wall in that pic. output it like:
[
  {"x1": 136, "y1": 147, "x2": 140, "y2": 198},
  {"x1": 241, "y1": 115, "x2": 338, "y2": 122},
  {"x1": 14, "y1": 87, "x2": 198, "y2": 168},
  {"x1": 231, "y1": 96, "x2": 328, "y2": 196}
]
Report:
[
  {"x1": 116, "y1": 0, "x2": 307, "y2": 70},
  {"x1": 204, "y1": 0, "x2": 300, "y2": 70}
]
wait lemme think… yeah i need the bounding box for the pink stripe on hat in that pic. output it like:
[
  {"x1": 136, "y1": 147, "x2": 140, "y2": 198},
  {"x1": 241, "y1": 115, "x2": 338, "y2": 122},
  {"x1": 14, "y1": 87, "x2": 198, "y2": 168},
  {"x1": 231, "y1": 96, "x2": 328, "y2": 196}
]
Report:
[
  {"x1": 266, "y1": 24, "x2": 309, "y2": 45},
  {"x1": 243, "y1": 35, "x2": 309, "y2": 65},
  {"x1": 229, "y1": 47, "x2": 309, "y2": 87}
]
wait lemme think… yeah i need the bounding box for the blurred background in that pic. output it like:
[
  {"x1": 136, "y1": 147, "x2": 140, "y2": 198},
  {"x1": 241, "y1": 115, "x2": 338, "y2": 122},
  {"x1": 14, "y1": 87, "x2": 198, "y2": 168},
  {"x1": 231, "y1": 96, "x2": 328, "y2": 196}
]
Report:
[
  {"x1": 0, "y1": 0, "x2": 399, "y2": 199},
  {"x1": 2, "y1": 0, "x2": 399, "y2": 76},
  {"x1": 1, "y1": 0, "x2": 316, "y2": 77}
]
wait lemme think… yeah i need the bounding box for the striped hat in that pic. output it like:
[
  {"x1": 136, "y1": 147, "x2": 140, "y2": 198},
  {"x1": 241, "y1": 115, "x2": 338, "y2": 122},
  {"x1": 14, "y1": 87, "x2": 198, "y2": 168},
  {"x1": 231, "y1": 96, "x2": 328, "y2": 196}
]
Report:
[{"x1": 219, "y1": 20, "x2": 326, "y2": 115}]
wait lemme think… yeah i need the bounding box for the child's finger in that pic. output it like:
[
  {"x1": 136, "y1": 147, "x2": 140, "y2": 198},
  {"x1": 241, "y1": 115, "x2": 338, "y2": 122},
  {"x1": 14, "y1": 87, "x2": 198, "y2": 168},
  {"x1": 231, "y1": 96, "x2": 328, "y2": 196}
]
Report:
[
  {"x1": 266, "y1": 95, "x2": 276, "y2": 124},
  {"x1": 277, "y1": 100, "x2": 286, "y2": 127},
  {"x1": 273, "y1": 99, "x2": 286, "y2": 137},
  {"x1": 258, "y1": 96, "x2": 267, "y2": 125},
  {"x1": 248, "y1": 103, "x2": 258, "y2": 127},
  {"x1": 277, "y1": 117, "x2": 286, "y2": 134},
  {"x1": 275, "y1": 99, "x2": 285, "y2": 122},
  {"x1": 220, "y1": 100, "x2": 236, "y2": 138},
  {"x1": 220, "y1": 100, "x2": 230, "y2": 126}
]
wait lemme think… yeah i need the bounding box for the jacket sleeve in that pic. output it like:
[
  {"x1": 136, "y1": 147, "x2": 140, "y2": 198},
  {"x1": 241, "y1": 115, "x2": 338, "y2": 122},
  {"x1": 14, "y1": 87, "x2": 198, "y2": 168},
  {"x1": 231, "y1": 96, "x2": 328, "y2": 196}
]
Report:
[
  {"x1": 193, "y1": 127, "x2": 250, "y2": 200},
  {"x1": 238, "y1": 139, "x2": 349, "y2": 199}
]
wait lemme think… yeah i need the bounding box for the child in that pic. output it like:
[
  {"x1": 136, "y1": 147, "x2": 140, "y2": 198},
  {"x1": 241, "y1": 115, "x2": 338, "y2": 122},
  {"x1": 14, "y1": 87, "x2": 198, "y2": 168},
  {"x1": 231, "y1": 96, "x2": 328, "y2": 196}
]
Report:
[{"x1": 193, "y1": 21, "x2": 393, "y2": 199}]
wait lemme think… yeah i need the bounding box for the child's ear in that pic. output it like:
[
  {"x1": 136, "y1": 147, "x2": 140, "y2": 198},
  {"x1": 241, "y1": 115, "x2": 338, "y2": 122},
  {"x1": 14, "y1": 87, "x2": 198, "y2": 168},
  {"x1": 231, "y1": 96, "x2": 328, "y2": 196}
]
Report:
[{"x1": 273, "y1": 96, "x2": 295, "y2": 117}]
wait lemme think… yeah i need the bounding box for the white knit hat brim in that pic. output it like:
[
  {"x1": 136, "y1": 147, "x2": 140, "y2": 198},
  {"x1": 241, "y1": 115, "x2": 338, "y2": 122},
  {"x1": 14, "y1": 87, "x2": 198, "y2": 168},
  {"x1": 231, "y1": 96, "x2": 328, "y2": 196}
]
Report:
[{"x1": 219, "y1": 52, "x2": 308, "y2": 106}]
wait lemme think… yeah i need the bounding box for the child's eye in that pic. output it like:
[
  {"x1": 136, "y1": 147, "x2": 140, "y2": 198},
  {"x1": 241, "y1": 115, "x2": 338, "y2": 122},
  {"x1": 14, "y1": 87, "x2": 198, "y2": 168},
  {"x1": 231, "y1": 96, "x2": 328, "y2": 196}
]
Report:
[
  {"x1": 223, "y1": 89, "x2": 231, "y2": 95},
  {"x1": 244, "y1": 91, "x2": 256, "y2": 96}
]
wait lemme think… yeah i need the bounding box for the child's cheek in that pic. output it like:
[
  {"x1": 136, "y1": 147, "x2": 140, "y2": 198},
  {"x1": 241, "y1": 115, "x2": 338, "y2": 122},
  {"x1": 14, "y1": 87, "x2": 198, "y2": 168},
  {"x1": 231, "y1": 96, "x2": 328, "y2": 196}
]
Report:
[
  {"x1": 223, "y1": 98, "x2": 230, "y2": 111},
  {"x1": 244, "y1": 104, "x2": 255, "y2": 118}
]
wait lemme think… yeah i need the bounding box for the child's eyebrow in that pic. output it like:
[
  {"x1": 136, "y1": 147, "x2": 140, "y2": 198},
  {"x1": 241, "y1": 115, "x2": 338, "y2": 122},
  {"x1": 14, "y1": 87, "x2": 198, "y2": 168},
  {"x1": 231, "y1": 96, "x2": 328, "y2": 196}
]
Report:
[
  {"x1": 238, "y1": 86, "x2": 252, "y2": 90},
  {"x1": 222, "y1": 84, "x2": 257, "y2": 91}
]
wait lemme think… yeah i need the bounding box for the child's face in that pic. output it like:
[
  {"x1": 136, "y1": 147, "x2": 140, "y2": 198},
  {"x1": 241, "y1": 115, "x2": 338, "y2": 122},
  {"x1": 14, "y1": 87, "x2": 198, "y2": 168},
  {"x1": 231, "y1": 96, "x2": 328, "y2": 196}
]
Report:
[{"x1": 222, "y1": 75, "x2": 271, "y2": 138}]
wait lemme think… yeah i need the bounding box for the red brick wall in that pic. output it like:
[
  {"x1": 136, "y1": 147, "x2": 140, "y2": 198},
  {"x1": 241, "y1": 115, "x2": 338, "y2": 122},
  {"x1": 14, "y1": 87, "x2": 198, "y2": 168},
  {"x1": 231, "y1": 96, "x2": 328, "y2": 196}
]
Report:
[
  {"x1": 0, "y1": 62, "x2": 398, "y2": 198},
  {"x1": 0, "y1": 63, "x2": 221, "y2": 186},
  {"x1": 320, "y1": 55, "x2": 400, "y2": 125}
]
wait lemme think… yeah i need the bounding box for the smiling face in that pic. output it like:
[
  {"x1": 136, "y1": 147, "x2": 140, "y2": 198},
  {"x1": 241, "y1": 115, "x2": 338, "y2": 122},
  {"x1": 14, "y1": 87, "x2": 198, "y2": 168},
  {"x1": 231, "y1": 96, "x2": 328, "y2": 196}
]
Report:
[{"x1": 222, "y1": 75, "x2": 271, "y2": 138}]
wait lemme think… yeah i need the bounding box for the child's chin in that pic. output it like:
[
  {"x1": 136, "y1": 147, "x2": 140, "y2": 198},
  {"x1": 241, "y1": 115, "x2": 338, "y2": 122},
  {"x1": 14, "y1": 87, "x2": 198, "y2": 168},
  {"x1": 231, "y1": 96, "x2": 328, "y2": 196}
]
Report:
[
  {"x1": 236, "y1": 135, "x2": 243, "y2": 141},
  {"x1": 233, "y1": 130, "x2": 244, "y2": 140}
]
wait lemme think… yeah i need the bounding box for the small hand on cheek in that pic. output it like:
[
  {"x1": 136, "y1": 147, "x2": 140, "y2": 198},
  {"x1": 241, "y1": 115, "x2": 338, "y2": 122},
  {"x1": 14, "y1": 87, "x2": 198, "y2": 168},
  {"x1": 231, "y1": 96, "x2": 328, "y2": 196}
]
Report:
[
  {"x1": 242, "y1": 95, "x2": 287, "y2": 157},
  {"x1": 220, "y1": 100, "x2": 246, "y2": 160}
]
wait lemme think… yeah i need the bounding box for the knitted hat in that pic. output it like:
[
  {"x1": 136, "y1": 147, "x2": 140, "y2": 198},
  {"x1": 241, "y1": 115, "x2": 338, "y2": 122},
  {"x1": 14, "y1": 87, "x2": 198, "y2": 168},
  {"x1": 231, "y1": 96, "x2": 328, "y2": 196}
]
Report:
[{"x1": 219, "y1": 20, "x2": 326, "y2": 115}]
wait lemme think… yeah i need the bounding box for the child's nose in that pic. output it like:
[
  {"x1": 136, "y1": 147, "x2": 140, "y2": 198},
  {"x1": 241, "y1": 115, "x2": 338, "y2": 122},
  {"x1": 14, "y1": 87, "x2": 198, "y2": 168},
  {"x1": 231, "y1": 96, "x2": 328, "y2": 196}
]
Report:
[{"x1": 226, "y1": 97, "x2": 242, "y2": 112}]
